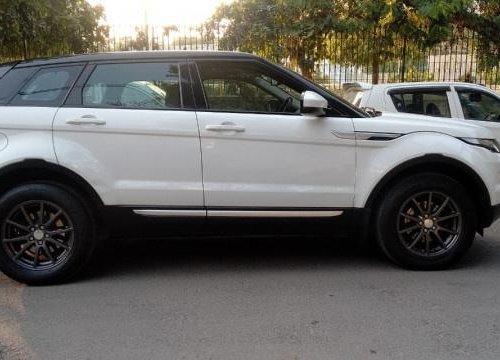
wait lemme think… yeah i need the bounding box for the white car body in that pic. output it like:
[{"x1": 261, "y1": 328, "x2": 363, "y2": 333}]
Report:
[
  {"x1": 343, "y1": 81, "x2": 500, "y2": 140},
  {"x1": 3, "y1": 96, "x2": 497, "y2": 210}
]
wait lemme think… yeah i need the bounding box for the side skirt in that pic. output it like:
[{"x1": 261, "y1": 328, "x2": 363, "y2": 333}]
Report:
[{"x1": 101, "y1": 206, "x2": 369, "y2": 240}]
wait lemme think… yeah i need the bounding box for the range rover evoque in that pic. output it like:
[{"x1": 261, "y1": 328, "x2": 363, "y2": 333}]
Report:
[{"x1": 1, "y1": 51, "x2": 500, "y2": 285}]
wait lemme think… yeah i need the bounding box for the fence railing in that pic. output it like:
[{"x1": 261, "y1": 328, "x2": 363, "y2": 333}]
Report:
[
  {"x1": 95, "y1": 24, "x2": 499, "y2": 92},
  {"x1": 6, "y1": 23, "x2": 499, "y2": 92}
]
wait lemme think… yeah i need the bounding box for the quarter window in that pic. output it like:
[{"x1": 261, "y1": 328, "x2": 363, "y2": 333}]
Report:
[
  {"x1": 457, "y1": 89, "x2": 500, "y2": 122},
  {"x1": 0, "y1": 67, "x2": 36, "y2": 105},
  {"x1": 83, "y1": 62, "x2": 182, "y2": 109},
  {"x1": 0, "y1": 64, "x2": 14, "y2": 79},
  {"x1": 196, "y1": 61, "x2": 303, "y2": 114},
  {"x1": 10, "y1": 66, "x2": 83, "y2": 106},
  {"x1": 390, "y1": 90, "x2": 451, "y2": 117}
]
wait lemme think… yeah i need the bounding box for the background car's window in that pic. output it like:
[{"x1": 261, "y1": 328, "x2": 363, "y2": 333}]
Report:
[
  {"x1": 10, "y1": 66, "x2": 83, "y2": 106},
  {"x1": 457, "y1": 89, "x2": 500, "y2": 122},
  {"x1": 197, "y1": 61, "x2": 303, "y2": 113},
  {"x1": 390, "y1": 90, "x2": 451, "y2": 117},
  {"x1": 83, "y1": 62, "x2": 181, "y2": 109}
]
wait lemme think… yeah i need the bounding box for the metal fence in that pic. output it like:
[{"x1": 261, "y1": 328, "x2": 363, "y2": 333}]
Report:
[
  {"x1": 55, "y1": 24, "x2": 499, "y2": 92},
  {"x1": 2, "y1": 24, "x2": 497, "y2": 92}
]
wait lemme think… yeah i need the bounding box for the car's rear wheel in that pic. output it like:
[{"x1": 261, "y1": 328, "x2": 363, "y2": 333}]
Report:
[
  {"x1": 0, "y1": 184, "x2": 96, "y2": 285},
  {"x1": 375, "y1": 173, "x2": 476, "y2": 270}
]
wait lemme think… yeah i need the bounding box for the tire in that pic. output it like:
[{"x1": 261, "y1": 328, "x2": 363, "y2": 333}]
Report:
[
  {"x1": 375, "y1": 173, "x2": 476, "y2": 270},
  {"x1": 0, "y1": 183, "x2": 96, "y2": 285}
]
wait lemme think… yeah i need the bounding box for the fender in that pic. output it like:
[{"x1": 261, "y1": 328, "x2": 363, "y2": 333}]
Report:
[
  {"x1": 365, "y1": 154, "x2": 492, "y2": 229},
  {"x1": 0, "y1": 159, "x2": 104, "y2": 209}
]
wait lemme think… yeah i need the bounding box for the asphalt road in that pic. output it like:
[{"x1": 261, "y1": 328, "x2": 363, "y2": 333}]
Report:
[{"x1": 2, "y1": 223, "x2": 500, "y2": 360}]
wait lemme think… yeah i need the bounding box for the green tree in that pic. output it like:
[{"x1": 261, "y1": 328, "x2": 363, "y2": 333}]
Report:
[
  {"x1": 206, "y1": 0, "x2": 339, "y2": 78},
  {"x1": 162, "y1": 25, "x2": 179, "y2": 49},
  {"x1": 452, "y1": 0, "x2": 500, "y2": 70},
  {"x1": 0, "y1": 0, "x2": 108, "y2": 61},
  {"x1": 208, "y1": 0, "x2": 498, "y2": 83},
  {"x1": 337, "y1": 0, "x2": 469, "y2": 83},
  {"x1": 132, "y1": 27, "x2": 148, "y2": 50}
]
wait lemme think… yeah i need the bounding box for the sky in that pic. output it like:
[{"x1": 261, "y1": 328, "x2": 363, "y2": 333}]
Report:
[{"x1": 88, "y1": 0, "x2": 232, "y2": 26}]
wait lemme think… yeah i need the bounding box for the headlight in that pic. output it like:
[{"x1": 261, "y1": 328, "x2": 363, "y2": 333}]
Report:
[{"x1": 459, "y1": 137, "x2": 500, "y2": 153}]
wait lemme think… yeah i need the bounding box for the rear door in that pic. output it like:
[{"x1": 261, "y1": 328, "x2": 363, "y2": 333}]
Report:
[
  {"x1": 53, "y1": 60, "x2": 204, "y2": 207},
  {"x1": 386, "y1": 87, "x2": 456, "y2": 118}
]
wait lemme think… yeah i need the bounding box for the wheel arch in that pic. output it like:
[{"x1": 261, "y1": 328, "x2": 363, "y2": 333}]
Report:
[
  {"x1": 0, "y1": 159, "x2": 105, "y2": 224},
  {"x1": 365, "y1": 154, "x2": 493, "y2": 231}
]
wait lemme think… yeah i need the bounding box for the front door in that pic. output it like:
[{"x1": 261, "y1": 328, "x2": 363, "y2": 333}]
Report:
[
  {"x1": 193, "y1": 60, "x2": 356, "y2": 210},
  {"x1": 454, "y1": 86, "x2": 500, "y2": 141}
]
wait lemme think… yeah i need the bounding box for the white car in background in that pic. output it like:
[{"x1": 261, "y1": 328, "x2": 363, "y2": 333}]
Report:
[{"x1": 343, "y1": 82, "x2": 500, "y2": 139}]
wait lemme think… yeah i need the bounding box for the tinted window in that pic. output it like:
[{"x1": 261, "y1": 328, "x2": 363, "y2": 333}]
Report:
[
  {"x1": 0, "y1": 67, "x2": 37, "y2": 105},
  {"x1": 83, "y1": 63, "x2": 181, "y2": 109},
  {"x1": 457, "y1": 89, "x2": 500, "y2": 122},
  {"x1": 10, "y1": 66, "x2": 83, "y2": 106},
  {"x1": 0, "y1": 64, "x2": 14, "y2": 79},
  {"x1": 390, "y1": 90, "x2": 451, "y2": 117},
  {"x1": 197, "y1": 61, "x2": 303, "y2": 113}
]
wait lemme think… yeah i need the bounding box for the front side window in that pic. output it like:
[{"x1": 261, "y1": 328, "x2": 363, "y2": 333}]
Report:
[
  {"x1": 390, "y1": 90, "x2": 451, "y2": 117},
  {"x1": 83, "y1": 62, "x2": 181, "y2": 109},
  {"x1": 457, "y1": 89, "x2": 500, "y2": 122},
  {"x1": 11, "y1": 66, "x2": 83, "y2": 106},
  {"x1": 196, "y1": 61, "x2": 303, "y2": 114}
]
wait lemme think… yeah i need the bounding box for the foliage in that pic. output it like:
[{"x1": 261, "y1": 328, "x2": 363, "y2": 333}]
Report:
[
  {"x1": 0, "y1": 0, "x2": 108, "y2": 61},
  {"x1": 207, "y1": 0, "x2": 499, "y2": 83},
  {"x1": 205, "y1": 0, "x2": 341, "y2": 78},
  {"x1": 131, "y1": 27, "x2": 148, "y2": 50},
  {"x1": 452, "y1": 0, "x2": 500, "y2": 70}
]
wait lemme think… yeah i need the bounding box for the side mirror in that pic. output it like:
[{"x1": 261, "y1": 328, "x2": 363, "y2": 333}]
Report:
[{"x1": 301, "y1": 91, "x2": 328, "y2": 116}]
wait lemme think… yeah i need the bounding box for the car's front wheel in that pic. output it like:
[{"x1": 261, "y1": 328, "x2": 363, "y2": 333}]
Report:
[
  {"x1": 0, "y1": 184, "x2": 96, "y2": 285},
  {"x1": 375, "y1": 173, "x2": 476, "y2": 270}
]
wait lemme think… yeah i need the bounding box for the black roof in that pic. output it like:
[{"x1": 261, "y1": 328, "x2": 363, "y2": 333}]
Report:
[{"x1": 14, "y1": 51, "x2": 258, "y2": 67}]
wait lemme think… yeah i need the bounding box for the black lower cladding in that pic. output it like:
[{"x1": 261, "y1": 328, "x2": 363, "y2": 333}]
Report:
[
  {"x1": 101, "y1": 207, "x2": 367, "y2": 239},
  {"x1": 489, "y1": 204, "x2": 500, "y2": 226}
]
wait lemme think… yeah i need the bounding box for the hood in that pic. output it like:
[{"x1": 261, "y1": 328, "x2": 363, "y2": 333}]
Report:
[{"x1": 353, "y1": 112, "x2": 494, "y2": 139}]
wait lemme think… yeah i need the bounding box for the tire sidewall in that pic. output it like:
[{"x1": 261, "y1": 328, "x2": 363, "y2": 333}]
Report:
[
  {"x1": 0, "y1": 183, "x2": 94, "y2": 284},
  {"x1": 376, "y1": 173, "x2": 476, "y2": 270}
]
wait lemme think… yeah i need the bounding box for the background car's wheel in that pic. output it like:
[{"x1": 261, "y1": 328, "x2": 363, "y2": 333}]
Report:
[
  {"x1": 375, "y1": 173, "x2": 476, "y2": 270},
  {"x1": 0, "y1": 183, "x2": 96, "y2": 285}
]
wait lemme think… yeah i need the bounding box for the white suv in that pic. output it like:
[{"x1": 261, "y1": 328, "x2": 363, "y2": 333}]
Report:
[{"x1": 1, "y1": 52, "x2": 500, "y2": 284}]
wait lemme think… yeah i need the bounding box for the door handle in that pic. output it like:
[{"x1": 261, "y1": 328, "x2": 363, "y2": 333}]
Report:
[
  {"x1": 66, "y1": 115, "x2": 106, "y2": 126},
  {"x1": 205, "y1": 124, "x2": 245, "y2": 133}
]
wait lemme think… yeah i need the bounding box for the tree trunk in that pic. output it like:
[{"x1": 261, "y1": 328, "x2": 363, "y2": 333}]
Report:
[
  {"x1": 372, "y1": 55, "x2": 380, "y2": 84},
  {"x1": 22, "y1": 39, "x2": 28, "y2": 60},
  {"x1": 300, "y1": 64, "x2": 314, "y2": 79}
]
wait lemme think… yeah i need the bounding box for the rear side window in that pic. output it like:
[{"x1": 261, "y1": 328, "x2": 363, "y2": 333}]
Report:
[
  {"x1": 83, "y1": 62, "x2": 182, "y2": 109},
  {"x1": 390, "y1": 90, "x2": 451, "y2": 117},
  {"x1": 0, "y1": 67, "x2": 37, "y2": 105},
  {"x1": 10, "y1": 66, "x2": 83, "y2": 107}
]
